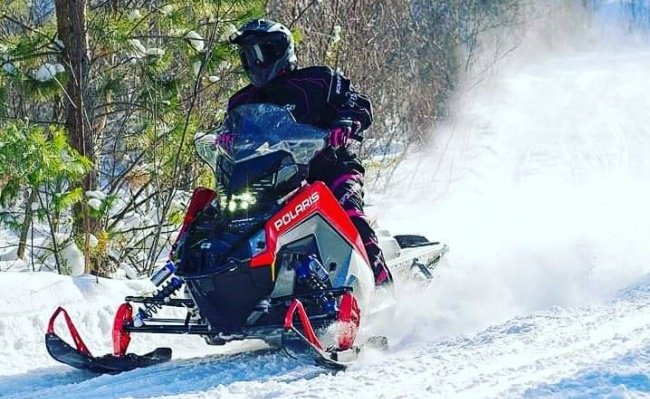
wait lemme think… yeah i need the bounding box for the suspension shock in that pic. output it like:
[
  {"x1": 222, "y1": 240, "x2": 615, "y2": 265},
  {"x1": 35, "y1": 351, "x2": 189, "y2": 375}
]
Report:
[
  {"x1": 133, "y1": 261, "x2": 184, "y2": 327},
  {"x1": 295, "y1": 255, "x2": 338, "y2": 315}
]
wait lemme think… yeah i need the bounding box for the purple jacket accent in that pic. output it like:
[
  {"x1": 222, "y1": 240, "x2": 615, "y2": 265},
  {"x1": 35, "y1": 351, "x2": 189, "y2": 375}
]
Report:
[
  {"x1": 345, "y1": 209, "x2": 363, "y2": 219},
  {"x1": 329, "y1": 172, "x2": 361, "y2": 193}
]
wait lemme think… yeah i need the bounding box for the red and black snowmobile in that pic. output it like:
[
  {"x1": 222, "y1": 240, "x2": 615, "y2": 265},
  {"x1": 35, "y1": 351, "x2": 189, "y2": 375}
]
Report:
[{"x1": 45, "y1": 104, "x2": 448, "y2": 373}]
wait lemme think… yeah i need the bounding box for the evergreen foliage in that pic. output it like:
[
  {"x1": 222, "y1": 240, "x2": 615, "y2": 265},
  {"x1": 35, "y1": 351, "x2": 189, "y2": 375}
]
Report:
[
  {"x1": 3, "y1": 0, "x2": 599, "y2": 277},
  {"x1": 0, "y1": 0, "x2": 264, "y2": 275}
]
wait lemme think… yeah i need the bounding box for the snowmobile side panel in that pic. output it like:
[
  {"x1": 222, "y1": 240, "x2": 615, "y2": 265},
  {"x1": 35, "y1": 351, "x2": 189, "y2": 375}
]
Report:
[
  {"x1": 386, "y1": 243, "x2": 448, "y2": 278},
  {"x1": 175, "y1": 187, "x2": 217, "y2": 244},
  {"x1": 252, "y1": 182, "x2": 369, "y2": 267}
]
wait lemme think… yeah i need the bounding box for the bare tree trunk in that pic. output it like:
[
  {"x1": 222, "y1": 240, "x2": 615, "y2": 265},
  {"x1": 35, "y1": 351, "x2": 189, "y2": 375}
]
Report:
[
  {"x1": 55, "y1": 0, "x2": 99, "y2": 273},
  {"x1": 16, "y1": 189, "x2": 37, "y2": 260}
]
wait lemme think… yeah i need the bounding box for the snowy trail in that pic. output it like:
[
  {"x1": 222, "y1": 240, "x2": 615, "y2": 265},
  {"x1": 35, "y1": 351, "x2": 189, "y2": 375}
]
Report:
[
  {"x1": 2, "y1": 5, "x2": 650, "y2": 398},
  {"x1": 2, "y1": 277, "x2": 646, "y2": 399},
  {"x1": 149, "y1": 278, "x2": 650, "y2": 399},
  {"x1": 0, "y1": 350, "x2": 321, "y2": 399}
]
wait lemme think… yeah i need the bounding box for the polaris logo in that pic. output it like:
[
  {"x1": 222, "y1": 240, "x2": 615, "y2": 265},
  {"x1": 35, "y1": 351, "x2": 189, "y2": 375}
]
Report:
[{"x1": 273, "y1": 192, "x2": 320, "y2": 231}]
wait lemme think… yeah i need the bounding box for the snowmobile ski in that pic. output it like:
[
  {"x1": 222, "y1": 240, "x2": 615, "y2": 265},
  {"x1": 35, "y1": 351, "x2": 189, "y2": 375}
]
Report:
[
  {"x1": 45, "y1": 306, "x2": 171, "y2": 373},
  {"x1": 283, "y1": 293, "x2": 363, "y2": 370}
]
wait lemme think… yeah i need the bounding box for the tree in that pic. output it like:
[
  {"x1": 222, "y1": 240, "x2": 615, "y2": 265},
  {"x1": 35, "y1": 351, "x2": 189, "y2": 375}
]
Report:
[
  {"x1": 0, "y1": 122, "x2": 90, "y2": 270},
  {"x1": 54, "y1": 0, "x2": 97, "y2": 268},
  {"x1": 1, "y1": 0, "x2": 264, "y2": 275}
]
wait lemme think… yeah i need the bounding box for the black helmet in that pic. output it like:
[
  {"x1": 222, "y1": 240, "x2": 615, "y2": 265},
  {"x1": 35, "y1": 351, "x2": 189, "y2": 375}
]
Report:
[{"x1": 229, "y1": 19, "x2": 297, "y2": 87}]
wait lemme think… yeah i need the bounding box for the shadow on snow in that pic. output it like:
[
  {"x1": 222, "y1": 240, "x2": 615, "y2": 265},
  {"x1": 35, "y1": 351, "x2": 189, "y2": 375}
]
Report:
[{"x1": 0, "y1": 349, "x2": 328, "y2": 399}]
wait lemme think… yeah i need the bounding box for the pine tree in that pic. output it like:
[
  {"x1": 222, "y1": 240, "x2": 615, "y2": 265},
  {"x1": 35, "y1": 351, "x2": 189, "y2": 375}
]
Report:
[{"x1": 1, "y1": 0, "x2": 264, "y2": 275}]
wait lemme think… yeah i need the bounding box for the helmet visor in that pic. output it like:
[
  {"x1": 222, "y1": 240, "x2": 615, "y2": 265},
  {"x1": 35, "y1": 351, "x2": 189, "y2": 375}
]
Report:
[
  {"x1": 234, "y1": 32, "x2": 288, "y2": 69},
  {"x1": 239, "y1": 43, "x2": 281, "y2": 68}
]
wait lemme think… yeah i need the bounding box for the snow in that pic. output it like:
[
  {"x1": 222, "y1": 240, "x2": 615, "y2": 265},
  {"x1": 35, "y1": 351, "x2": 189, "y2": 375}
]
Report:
[
  {"x1": 53, "y1": 39, "x2": 65, "y2": 50},
  {"x1": 2, "y1": 62, "x2": 17, "y2": 75},
  {"x1": 160, "y1": 5, "x2": 175, "y2": 16},
  {"x1": 126, "y1": 40, "x2": 167, "y2": 60},
  {"x1": 87, "y1": 234, "x2": 98, "y2": 248},
  {"x1": 33, "y1": 63, "x2": 65, "y2": 82},
  {"x1": 60, "y1": 242, "x2": 84, "y2": 276},
  {"x1": 1, "y1": 3, "x2": 650, "y2": 398},
  {"x1": 331, "y1": 26, "x2": 342, "y2": 44},
  {"x1": 128, "y1": 39, "x2": 147, "y2": 59},
  {"x1": 217, "y1": 61, "x2": 232, "y2": 73},
  {"x1": 219, "y1": 23, "x2": 238, "y2": 42},
  {"x1": 146, "y1": 48, "x2": 165, "y2": 57},
  {"x1": 185, "y1": 31, "x2": 205, "y2": 52},
  {"x1": 192, "y1": 60, "x2": 201, "y2": 76},
  {"x1": 85, "y1": 190, "x2": 106, "y2": 201},
  {"x1": 127, "y1": 10, "x2": 142, "y2": 21},
  {"x1": 87, "y1": 197, "x2": 102, "y2": 211}
]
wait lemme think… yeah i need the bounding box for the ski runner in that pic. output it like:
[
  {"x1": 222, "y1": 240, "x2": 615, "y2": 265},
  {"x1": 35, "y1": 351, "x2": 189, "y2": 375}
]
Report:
[{"x1": 224, "y1": 19, "x2": 391, "y2": 286}]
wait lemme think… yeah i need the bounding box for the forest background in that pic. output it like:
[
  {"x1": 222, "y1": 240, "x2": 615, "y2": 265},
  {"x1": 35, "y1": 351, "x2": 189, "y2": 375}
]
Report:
[{"x1": 0, "y1": 0, "x2": 642, "y2": 277}]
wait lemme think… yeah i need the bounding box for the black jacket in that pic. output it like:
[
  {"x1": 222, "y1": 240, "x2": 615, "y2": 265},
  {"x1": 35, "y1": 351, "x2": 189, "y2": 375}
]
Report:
[
  {"x1": 227, "y1": 66, "x2": 373, "y2": 183},
  {"x1": 228, "y1": 66, "x2": 373, "y2": 131}
]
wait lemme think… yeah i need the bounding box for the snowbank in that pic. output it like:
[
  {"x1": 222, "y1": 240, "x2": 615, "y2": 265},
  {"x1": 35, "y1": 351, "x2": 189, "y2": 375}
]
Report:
[{"x1": 0, "y1": 273, "x2": 226, "y2": 378}]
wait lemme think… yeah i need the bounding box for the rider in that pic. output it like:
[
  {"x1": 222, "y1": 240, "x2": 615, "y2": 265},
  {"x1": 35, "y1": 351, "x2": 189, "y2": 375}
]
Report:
[{"x1": 226, "y1": 19, "x2": 390, "y2": 286}]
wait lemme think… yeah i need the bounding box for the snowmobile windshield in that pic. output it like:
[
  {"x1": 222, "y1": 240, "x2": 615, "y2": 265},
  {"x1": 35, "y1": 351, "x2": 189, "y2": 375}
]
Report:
[
  {"x1": 194, "y1": 104, "x2": 326, "y2": 214},
  {"x1": 221, "y1": 104, "x2": 326, "y2": 163},
  {"x1": 195, "y1": 104, "x2": 326, "y2": 169}
]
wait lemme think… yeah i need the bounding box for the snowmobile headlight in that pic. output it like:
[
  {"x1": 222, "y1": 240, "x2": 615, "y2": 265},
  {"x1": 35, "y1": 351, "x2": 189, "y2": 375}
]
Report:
[
  {"x1": 248, "y1": 229, "x2": 266, "y2": 257},
  {"x1": 227, "y1": 191, "x2": 257, "y2": 212},
  {"x1": 228, "y1": 191, "x2": 257, "y2": 212}
]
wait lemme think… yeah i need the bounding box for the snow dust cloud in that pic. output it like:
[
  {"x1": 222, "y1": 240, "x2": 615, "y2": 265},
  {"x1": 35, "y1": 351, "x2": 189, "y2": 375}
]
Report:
[{"x1": 374, "y1": 2, "x2": 650, "y2": 344}]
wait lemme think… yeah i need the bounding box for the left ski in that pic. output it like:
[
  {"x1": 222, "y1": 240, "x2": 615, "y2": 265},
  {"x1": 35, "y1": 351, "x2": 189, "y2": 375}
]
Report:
[
  {"x1": 45, "y1": 306, "x2": 171, "y2": 373},
  {"x1": 45, "y1": 332, "x2": 171, "y2": 373}
]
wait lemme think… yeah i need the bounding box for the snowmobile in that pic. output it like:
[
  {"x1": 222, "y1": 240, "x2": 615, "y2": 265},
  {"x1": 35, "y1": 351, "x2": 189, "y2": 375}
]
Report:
[{"x1": 45, "y1": 104, "x2": 448, "y2": 373}]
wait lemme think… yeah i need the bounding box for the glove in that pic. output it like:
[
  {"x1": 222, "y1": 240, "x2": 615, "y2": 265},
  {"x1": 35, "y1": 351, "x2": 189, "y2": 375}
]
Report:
[{"x1": 327, "y1": 119, "x2": 361, "y2": 149}]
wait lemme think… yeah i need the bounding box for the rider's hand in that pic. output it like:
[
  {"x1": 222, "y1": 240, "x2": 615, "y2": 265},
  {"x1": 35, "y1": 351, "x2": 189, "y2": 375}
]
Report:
[
  {"x1": 328, "y1": 125, "x2": 351, "y2": 149},
  {"x1": 327, "y1": 119, "x2": 360, "y2": 149}
]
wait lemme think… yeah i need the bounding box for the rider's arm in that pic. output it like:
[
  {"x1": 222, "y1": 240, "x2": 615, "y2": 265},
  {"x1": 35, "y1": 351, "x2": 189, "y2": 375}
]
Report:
[
  {"x1": 227, "y1": 84, "x2": 258, "y2": 113},
  {"x1": 325, "y1": 68, "x2": 373, "y2": 133}
]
